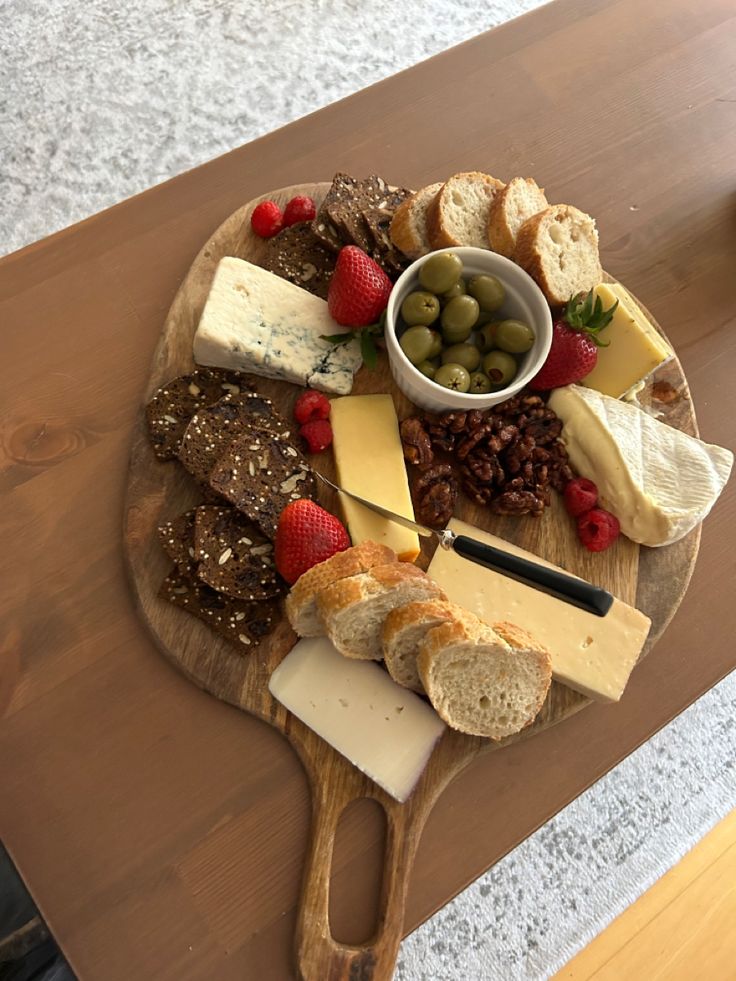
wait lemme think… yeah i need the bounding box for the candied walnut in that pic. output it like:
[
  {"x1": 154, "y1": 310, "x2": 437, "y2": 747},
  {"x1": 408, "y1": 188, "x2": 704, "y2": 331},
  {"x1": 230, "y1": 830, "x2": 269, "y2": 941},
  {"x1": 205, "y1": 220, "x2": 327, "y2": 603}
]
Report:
[
  {"x1": 400, "y1": 417, "x2": 433, "y2": 466},
  {"x1": 651, "y1": 380, "x2": 680, "y2": 403},
  {"x1": 490, "y1": 489, "x2": 546, "y2": 516},
  {"x1": 412, "y1": 464, "x2": 458, "y2": 528}
]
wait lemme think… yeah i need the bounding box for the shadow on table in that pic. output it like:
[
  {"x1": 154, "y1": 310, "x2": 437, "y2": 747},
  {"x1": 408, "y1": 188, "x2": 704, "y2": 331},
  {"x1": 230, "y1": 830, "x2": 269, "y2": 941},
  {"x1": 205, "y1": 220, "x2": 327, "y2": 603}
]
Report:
[{"x1": 0, "y1": 843, "x2": 75, "y2": 981}]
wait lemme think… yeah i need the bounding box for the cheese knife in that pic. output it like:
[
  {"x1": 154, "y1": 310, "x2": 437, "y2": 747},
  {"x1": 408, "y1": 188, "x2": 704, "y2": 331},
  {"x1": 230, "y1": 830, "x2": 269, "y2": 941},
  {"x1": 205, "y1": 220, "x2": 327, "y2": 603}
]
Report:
[{"x1": 314, "y1": 472, "x2": 614, "y2": 617}]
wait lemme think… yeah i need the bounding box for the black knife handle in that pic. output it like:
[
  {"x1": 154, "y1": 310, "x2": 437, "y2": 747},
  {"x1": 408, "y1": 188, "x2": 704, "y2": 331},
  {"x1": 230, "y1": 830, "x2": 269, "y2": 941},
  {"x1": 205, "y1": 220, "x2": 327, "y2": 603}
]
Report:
[{"x1": 452, "y1": 535, "x2": 614, "y2": 617}]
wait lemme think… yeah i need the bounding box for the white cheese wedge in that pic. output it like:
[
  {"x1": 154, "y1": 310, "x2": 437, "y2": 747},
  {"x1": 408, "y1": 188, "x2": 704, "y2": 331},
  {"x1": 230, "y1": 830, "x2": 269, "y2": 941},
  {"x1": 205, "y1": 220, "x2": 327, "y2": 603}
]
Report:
[
  {"x1": 193, "y1": 257, "x2": 362, "y2": 394},
  {"x1": 549, "y1": 385, "x2": 732, "y2": 546},
  {"x1": 330, "y1": 394, "x2": 420, "y2": 561},
  {"x1": 428, "y1": 519, "x2": 651, "y2": 702},
  {"x1": 269, "y1": 637, "x2": 445, "y2": 801}
]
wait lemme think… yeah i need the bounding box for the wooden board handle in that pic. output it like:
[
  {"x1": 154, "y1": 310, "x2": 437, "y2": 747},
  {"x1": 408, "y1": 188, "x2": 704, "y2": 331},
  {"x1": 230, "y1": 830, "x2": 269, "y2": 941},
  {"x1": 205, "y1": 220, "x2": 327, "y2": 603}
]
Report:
[{"x1": 295, "y1": 781, "x2": 423, "y2": 981}]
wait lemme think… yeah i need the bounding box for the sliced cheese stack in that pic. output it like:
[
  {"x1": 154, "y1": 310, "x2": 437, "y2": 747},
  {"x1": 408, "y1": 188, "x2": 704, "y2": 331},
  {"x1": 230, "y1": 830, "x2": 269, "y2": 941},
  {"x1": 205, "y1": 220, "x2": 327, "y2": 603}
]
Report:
[
  {"x1": 580, "y1": 283, "x2": 673, "y2": 397},
  {"x1": 269, "y1": 636, "x2": 446, "y2": 802},
  {"x1": 193, "y1": 257, "x2": 362, "y2": 394},
  {"x1": 549, "y1": 384, "x2": 733, "y2": 546},
  {"x1": 330, "y1": 394, "x2": 420, "y2": 561},
  {"x1": 428, "y1": 518, "x2": 651, "y2": 703}
]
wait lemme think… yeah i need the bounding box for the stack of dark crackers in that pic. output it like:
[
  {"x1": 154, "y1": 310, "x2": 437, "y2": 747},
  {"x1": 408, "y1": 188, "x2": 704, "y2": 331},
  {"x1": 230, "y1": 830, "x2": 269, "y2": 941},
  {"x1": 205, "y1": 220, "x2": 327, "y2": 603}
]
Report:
[
  {"x1": 146, "y1": 368, "x2": 318, "y2": 654},
  {"x1": 264, "y1": 172, "x2": 413, "y2": 298}
]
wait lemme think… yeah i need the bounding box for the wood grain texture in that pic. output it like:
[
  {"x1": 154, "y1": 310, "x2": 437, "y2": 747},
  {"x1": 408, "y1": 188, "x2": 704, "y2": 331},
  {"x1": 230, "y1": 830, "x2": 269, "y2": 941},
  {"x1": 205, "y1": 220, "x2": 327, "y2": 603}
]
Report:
[
  {"x1": 2, "y1": 1, "x2": 735, "y2": 979},
  {"x1": 124, "y1": 182, "x2": 699, "y2": 980}
]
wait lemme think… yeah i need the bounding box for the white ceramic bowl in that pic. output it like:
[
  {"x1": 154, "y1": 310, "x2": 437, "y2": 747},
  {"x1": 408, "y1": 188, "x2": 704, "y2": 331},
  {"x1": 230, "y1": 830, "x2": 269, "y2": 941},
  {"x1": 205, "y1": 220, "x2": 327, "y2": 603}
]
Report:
[{"x1": 385, "y1": 247, "x2": 552, "y2": 412}]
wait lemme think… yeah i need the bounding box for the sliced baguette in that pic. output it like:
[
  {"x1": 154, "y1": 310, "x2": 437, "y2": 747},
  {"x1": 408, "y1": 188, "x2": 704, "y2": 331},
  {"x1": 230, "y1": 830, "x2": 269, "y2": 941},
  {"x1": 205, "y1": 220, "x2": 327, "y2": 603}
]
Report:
[
  {"x1": 418, "y1": 617, "x2": 551, "y2": 740},
  {"x1": 382, "y1": 599, "x2": 465, "y2": 692},
  {"x1": 488, "y1": 177, "x2": 549, "y2": 258},
  {"x1": 285, "y1": 541, "x2": 397, "y2": 638},
  {"x1": 317, "y1": 563, "x2": 446, "y2": 660},
  {"x1": 427, "y1": 172, "x2": 505, "y2": 250},
  {"x1": 513, "y1": 204, "x2": 602, "y2": 306},
  {"x1": 389, "y1": 182, "x2": 443, "y2": 260}
]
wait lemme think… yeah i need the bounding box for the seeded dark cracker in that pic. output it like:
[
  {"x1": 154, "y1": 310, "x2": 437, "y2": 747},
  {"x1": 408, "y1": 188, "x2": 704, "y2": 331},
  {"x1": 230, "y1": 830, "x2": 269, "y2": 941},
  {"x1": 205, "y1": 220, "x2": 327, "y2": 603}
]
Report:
[
  {"x1": 312, "y1": 172, "x2": 364, "y2": 251},
  {"x1": 159, "y1": 568, "x2": 278, "y2": 652},
  {"x1": 178, "y1": 392, "x2": 290, "y2": 485},
  {"x1": 263, "y1": 222, "x2": 336, "y2": 299},
  {"x1": 157, "y1": 508, "x2": 198, "y2": 572},
  {"x1": 208, "y1": 433, "x2": 317, "y2": 539},
  {"x1": 145, "y1": 368, "x2": 251, "y2": 461},
  {"x1": 193, "y1": 505, "x2": 284, "y2": 601},
  {"x1": 324, "y1": 174, "x2": 397, "y2": 253}
]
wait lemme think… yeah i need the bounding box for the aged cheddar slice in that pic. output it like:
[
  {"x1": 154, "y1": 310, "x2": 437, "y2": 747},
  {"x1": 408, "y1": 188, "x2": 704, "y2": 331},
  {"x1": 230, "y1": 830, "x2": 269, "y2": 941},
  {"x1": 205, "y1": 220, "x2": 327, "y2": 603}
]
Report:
[
  {"x1": 427, "y1": 518, "x2": 651, "y2": 702},
  {"x1": 193, "y1": 257, "x2": 362, "y2": 395},
  {"x1": 330, "y1": 394, "x2": 420, "y2": 561},
  {"x1": 580, "y1": 283, "x2": 673, "y2": 398},
  {"x1": 549, "y1": 384, "x2": 733, "y2": 547},
  {"x1": 269, "y1": 637, "x2": 445, "y2": 801}
]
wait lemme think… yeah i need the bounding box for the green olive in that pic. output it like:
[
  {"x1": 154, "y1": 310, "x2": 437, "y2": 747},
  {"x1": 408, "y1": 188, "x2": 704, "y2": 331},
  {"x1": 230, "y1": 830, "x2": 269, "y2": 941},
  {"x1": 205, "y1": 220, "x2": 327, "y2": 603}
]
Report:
[
  {"x1": 495, "y1": 319, "x2": 535, "y2": 353},
  {"x1": 441, "y1": 295, "x2": 480, "y2": 336},
  {"x1": 442, "y1": 320, "x2": 472, "y2": 344},
  {"x1": 400, "y1": 291, "x2": 440, "y2": 326},
  {"x1": 426, "y1": 330, "x2": 443, "y2": 359},
  {"x1": 419, "y1": 252, "x2": 463, "y2": 294},
  {"x1": 469, "y1": 371, "x2": 492, "y2": 394},
  {"x1": 475, "y1": 309, "x2": 501, "y2": 327},
  {"x1": 441, "y1": 278, "x2": 467, "y2": 302},
  {"x1": 433, "y1": 363, "x2": 471, "y2": 392},
  {"x1": 478, "y1": 320, "x2": 502, "y2": 352},
  {"x1": 468, "y1": 274, "x2": 506, "y2": 312},
  {"x1": 417, "y1": 360, "x2": 437, "y2": 379},
  {"x1": 441, "y1": 343, "x2": 481, "y2": 372},
  {"x1": 399, "y1": 325, "x2": 435, "y2": 365},
  {"x1": 482, "y1": 350, "x2": 518, "y2": 386}
]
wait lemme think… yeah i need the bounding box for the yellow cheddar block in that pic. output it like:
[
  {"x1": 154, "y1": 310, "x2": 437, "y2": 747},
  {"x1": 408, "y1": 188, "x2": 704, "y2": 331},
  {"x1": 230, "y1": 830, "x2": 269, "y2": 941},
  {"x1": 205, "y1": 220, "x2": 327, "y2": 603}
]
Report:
[
  {"x1": 427, "y1": 518, "x2": 651, "y2": 702},
  {"x1": 580, "y1": 283, "x2": 673, "y2": 398},
  {"x1": 330, "y1": 394, "x2": 420, "y2": 562}
]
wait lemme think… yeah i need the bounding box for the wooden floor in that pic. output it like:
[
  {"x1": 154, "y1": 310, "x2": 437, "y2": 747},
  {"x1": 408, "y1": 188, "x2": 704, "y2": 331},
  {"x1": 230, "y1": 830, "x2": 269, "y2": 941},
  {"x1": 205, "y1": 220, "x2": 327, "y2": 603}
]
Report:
[{"x1": 554, "y1": 809, "x2": 736, "y2": 980}]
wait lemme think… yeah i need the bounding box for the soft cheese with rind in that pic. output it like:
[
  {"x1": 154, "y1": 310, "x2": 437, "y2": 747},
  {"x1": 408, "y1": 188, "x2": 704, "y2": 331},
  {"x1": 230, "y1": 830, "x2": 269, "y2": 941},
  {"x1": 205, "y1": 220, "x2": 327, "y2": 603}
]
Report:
[
  {"x1": 193, "y1": 257, "x2": 362, "y2": 394},
  {"x1": 549, "y1": 384, "x2": 733, "y2": 546}
]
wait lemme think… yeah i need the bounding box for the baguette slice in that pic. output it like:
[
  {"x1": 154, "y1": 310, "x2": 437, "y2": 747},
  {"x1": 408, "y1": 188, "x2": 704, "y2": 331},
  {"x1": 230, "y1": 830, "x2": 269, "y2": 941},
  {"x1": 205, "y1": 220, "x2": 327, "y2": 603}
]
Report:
[
  {"x1": 389, "y1": 182, "x2": 443, "y2": 260},
  {"x1": 513, "y1": 204, "x2": 602, "y2": 306},
  {"x1": 418, "y1": 617, "x2": 551, "y2": 740},
  {"x1": 317, "y1": 563, "x2": 446, "y2": 660},
  {"x1": 488, "y1": 177, "x2": 549, "y2": 258},
  {"x1": 427, "y1": 172, "x2": 505, "y2": 250},
  {"x1": 382, "y1": 599, "x2": 465, "y2": 692},
  {"x1": 286, "y1": 541, "x2": 397, "y2": 638}
]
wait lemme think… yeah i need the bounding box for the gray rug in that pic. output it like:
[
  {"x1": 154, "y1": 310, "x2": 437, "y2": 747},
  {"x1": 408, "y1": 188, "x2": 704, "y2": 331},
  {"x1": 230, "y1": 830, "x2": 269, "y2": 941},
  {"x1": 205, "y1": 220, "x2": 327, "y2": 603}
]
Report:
[{"x1": 2, "y1": 2, "x2": 734, "y2": 978}]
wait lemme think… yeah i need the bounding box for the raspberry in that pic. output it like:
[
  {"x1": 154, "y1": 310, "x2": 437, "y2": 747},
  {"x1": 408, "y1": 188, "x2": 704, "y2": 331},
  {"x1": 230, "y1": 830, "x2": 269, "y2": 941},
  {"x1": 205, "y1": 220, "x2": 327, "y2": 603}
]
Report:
[
  {"x1": 300, "y1": 419, "x2": 333, "y2": 453},
  {"x1": 283, "y1": 195, "x2": 316, "y2": 227},
  {"x1": 293, "y1": 389, "x2": 331, "y2": 425},
  {"x1": 577, "y1": 507, "x2": 621, "y2": 552},
  {"x1": 250, "y1": 200, "x2": 283, "y2": 238},
  {"x1": 564, "y1": 477, "x2": 599, "y2": 516}
]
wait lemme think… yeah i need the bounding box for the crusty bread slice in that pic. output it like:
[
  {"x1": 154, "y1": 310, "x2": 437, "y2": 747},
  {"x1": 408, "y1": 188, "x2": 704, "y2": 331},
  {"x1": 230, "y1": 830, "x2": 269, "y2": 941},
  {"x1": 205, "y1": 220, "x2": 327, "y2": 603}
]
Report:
[
  {"x1": 513, "y1": 204, "x2": 602, "y2": 306},
  {"x1": 389, "y1": 182, "x2": 443, "y2": 260},
  {"x1": 418, "y1": 617, "x2": 551, "y2": 740},
  {"x1": 382, "y1": 599, "x2": 465, "y2": 692},
  {"x1": 488, "y1": 177, "x2": 549, "y2": 258},
  {"x1": 285, "y1": 541, "x2": 397, "y2": 638},
  {"x1": 317, "y1": 563, "x2": 446, "y2": 660},
  {"x1": 426, "y1": 172, "x2": 505, "y2": 250}
]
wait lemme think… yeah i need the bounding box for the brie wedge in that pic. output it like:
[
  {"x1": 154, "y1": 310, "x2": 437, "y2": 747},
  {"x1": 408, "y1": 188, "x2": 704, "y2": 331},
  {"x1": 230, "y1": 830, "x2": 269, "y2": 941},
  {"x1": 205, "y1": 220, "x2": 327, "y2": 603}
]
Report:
[
  {"x1": 193, "y1": 257, "x2": 362, "y2": 394},
  {"x1": 548, "y1": 385, "x2": 732, "y2": 546}
]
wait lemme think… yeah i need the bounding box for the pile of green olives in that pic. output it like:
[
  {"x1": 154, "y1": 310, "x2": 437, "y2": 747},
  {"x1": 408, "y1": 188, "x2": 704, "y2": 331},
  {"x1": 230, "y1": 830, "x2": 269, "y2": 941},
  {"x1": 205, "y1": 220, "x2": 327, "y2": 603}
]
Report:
[{"x1": 396, "y1": 251, "x2": 535, "y2": 394}]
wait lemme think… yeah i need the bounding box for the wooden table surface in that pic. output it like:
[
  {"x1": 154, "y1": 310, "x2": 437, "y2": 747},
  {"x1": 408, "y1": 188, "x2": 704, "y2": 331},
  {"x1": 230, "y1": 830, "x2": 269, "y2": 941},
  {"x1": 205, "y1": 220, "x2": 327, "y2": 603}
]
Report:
[{"x1": 1, "y1": 0, "x2": 735, "y2": 978}]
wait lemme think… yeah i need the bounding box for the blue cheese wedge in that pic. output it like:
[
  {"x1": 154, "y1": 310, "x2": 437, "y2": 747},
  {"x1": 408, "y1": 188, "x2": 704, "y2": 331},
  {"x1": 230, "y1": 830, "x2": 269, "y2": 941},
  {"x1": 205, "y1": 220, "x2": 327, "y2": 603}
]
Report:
[{"x1": 193, "y1": 257, "x2": 361, "y2": 394}]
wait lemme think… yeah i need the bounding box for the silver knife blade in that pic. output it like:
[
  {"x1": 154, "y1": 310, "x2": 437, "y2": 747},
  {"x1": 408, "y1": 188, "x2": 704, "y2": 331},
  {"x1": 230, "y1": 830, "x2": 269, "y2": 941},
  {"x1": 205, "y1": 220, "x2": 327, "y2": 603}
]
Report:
[{"x1": 313, "y1": 470, "x2": 453, "y2": 544}]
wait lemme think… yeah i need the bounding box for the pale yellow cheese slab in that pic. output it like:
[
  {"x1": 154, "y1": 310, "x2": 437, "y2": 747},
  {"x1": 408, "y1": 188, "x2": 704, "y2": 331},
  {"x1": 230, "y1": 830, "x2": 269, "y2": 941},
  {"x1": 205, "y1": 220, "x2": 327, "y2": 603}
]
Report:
[
  {"x1": 580, "y1": 283, "x2": 673, "y2": 398},
  {"x1": 427, "y1": 518, "x2": 651, "y2": 702},
  {"x1": 330, "y1": 394, "x2": 420, "y2": 561}
]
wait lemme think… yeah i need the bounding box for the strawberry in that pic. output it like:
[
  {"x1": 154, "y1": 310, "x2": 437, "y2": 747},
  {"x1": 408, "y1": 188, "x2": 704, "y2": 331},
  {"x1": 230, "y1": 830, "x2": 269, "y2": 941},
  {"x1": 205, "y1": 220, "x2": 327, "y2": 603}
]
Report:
[
  {"x1": 274, "y1": 499, "x2": 350, "y2": 584},
  {"x1": 529, "y1": 290, "x2": 618, "y2": 391},
  {"x1": 327, "y1": 246, "x2": 393, "y2": 328}
]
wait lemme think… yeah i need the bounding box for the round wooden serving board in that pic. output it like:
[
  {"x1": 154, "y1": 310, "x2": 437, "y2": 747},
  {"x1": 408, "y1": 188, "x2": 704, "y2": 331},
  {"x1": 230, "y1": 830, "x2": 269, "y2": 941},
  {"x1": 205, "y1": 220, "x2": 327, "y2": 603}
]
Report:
[{"x1": 124, "y1": 183, "x2": 700, "y2": 981}]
